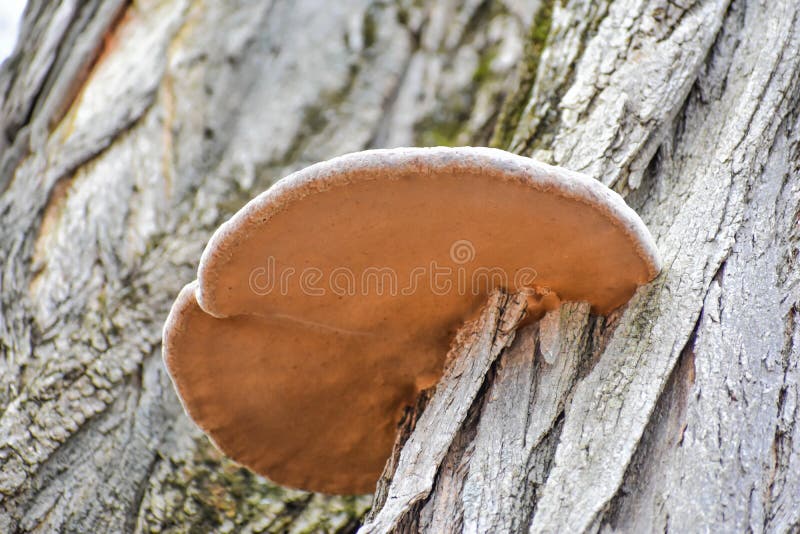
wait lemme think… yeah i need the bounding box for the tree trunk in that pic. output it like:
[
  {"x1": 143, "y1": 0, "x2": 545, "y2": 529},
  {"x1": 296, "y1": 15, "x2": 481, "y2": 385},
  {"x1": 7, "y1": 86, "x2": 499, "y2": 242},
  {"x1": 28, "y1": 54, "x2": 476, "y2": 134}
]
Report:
[
  {"x1": 0, "y1": 0, "x2": 797, "y2": 532},
  {"x1": 362, "y1": 293, "x2": 591, "y2": 533}
]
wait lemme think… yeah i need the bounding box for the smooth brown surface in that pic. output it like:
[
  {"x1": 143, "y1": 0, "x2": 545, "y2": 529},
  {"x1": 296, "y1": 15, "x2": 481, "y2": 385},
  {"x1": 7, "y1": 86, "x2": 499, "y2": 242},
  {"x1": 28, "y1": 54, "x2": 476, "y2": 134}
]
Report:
[{"x1": 163, "y1": 147, "x2": 661, "y2": 494}]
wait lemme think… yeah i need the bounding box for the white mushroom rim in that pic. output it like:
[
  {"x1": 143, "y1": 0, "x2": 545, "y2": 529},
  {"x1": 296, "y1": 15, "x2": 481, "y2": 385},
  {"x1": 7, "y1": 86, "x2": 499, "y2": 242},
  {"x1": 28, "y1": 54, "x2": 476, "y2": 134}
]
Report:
[{"x1": 196, "y1": 146, "x2": 661, "y2": 316}]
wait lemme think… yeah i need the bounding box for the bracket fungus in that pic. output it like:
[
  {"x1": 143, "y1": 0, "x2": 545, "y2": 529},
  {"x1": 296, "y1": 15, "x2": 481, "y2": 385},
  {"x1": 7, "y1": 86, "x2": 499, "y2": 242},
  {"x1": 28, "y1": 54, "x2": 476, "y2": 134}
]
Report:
[{"x1": 163, "y1": 147, "x2": 661, "y2": 495}]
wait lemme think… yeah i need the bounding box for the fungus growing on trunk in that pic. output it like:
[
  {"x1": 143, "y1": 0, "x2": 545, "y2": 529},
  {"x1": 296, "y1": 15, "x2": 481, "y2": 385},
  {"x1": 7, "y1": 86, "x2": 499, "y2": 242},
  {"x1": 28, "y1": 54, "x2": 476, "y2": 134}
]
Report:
[{"x1": 162, "y1": 147, "x2": 660, "y2": 495}]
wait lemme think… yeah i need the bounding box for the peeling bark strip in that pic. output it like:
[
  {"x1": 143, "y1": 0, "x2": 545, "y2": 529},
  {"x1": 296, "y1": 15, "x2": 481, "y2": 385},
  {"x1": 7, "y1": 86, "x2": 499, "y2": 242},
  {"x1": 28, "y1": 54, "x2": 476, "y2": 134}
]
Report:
[
  {"x1": 363, "y1": 301, "x2": 592, "y2": 534},
  {"x1": 361, "y1": 290, "x2": 528, "y2": 533}
]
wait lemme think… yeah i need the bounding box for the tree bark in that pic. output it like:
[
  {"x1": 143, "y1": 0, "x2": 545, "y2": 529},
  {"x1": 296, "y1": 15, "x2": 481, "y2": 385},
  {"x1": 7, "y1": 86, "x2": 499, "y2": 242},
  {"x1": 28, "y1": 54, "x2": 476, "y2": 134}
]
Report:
[
  {"x1": 362, "y1": 289, "x2": 530, "y2": 533},
  {"x1": 0, "y1": 0, "x2": 798, "y2": 533},
  {"x1": 362, "y1": 297, "x2": 592, "y2": 534}
]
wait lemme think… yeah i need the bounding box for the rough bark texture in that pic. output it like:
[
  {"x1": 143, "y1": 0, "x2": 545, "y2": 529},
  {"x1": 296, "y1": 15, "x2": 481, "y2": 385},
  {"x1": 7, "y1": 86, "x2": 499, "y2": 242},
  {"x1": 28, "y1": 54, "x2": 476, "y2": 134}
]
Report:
[
  {"x1": 0, "y1": 0, "x2": 798, "y2": 533},
  {"x1": 362, "y1": 299, "x2": 592, "y2": 533},
  {"x1": 362, "y1": 290, "x2": 528, "y2": 533}
]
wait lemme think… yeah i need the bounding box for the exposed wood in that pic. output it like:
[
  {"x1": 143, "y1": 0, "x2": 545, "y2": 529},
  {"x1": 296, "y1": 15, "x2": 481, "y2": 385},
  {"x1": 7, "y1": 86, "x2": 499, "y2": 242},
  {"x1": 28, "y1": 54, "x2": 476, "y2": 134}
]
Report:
[
  {"x1": 361, "y1": 290, "x2": 527, "y2": 533},
  {"x1": 363, "y1": 301, "x2": 591, "y2": 534}
]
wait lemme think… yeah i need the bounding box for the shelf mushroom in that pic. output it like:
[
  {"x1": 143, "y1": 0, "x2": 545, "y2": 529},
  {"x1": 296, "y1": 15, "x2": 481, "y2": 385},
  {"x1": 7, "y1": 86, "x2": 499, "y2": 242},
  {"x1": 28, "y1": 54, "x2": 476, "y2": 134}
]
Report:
[{"x1": 162, "y1": 147, "x2": 661, "y2": 495}]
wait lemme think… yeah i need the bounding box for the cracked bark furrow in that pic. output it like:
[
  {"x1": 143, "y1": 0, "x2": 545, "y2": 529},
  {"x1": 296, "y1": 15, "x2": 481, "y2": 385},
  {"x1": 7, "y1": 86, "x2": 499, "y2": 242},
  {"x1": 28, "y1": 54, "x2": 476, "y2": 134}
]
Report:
[
  {"x1": 363, "y1": 301, "x2": 592, "y2": 534},
  {"x1": 600, "y1": 312, "x2": 701, "y2": 532},
  {"x1": 0, "y1": 0, "x2": 188, "y2": 412},
  {"x1": 361, "y1": 290, "x2": 528, "y2": 534},
  {"x1": 511, "y1": 0, "x2": 730, "y2": 193},
  {"x1": 0, "y1": 1, "x2": 526, "y2": 531},
  {"x1": 1, "y1": 353, "x2": 173, "y2": 533},
  {"x1": 504, "y1": 0, "x2": 610, "y2": 156},
  {"x1": 0, "y1": 0, "x2": 128, "y2": 192},
  {"x1": 368, "y1": 388, "x2": 434, "y2": 524},
  {"x1": 365, "y1": 0, "x2": 529, "y2": 149},
  {"x1": 607, "y1": 76, "x2": 800, "y2": 532},
  {"x1": 526, "y1": 1, "x2": 800, "y2": 532},
  {"x1": 459, "y1": 303, "x2": 591, "y2": 534}
]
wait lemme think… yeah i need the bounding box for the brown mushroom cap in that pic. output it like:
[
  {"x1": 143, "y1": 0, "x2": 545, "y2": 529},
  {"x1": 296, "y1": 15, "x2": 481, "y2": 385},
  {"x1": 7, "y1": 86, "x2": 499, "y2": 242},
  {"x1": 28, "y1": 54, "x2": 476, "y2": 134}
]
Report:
[{"x1": 163, "y1": 147, "x2": 661, "y2": 494}]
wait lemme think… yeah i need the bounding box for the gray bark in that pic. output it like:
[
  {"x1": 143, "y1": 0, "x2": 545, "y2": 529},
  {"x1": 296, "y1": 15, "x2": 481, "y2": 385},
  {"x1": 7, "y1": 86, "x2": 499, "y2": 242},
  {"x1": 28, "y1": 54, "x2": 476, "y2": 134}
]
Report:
[
  {"x1": 0, "y1": 0, "x2": 798, "y2": 533},
  {"x1": 362, "y1": 290, "x2": 528, "y2": 533}
]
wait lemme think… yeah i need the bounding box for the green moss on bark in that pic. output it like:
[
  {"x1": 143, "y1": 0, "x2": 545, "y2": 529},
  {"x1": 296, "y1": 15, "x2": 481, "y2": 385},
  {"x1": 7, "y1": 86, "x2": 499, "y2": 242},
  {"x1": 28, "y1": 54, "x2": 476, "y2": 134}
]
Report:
[
  {"x1": 489, "y1": 0, "x2": 555, "y2": 150},
  {"x1": 137, "y1": 437, "x2": 371, "y2": 533}
]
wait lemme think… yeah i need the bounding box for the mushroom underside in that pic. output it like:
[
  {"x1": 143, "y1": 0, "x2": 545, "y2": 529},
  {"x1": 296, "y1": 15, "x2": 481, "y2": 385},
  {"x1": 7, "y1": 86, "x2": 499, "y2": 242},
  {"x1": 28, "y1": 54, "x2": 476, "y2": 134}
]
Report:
[{"x1": 165, "y1": 171, "x2": 654, "y2": 494}]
